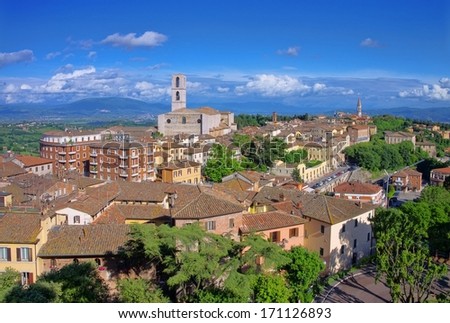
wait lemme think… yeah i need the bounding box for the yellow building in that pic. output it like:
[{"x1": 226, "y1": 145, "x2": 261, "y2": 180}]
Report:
[
  {"x1": 0, "y1": 213, "x2": 41, "y2": 285},
  {"x1": 159, "y1": 160, "x2": 202, "y2": 184}
]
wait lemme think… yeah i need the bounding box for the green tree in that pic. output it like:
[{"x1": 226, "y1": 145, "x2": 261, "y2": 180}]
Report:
[
  {"x1": 291, "y1": 168, "x2": 303, "y2": 183},
  {"x1": 203, "y1": 144, "x2": 243, "y2": 182},
  {"x1": 372, "y1": 205, "x2": 447, "y2": 302},
  {"x1": 117, "y1": 278, "x2": 169, "y2": 303},
  {"x1": 253, "y1": 274, "x2": 291, "y2": 303},
  {"x1": 38, "y1": 262, "x2": 109, "y2": 302},
  {"x1": 5, "y1": 281, "x2": 62, "y2": 303},
  {"x1": 283, "y1": 246, "x2": 325, "y2": 303},
  {"x1": 0, "y1": 268, "x2": 21, "y2": 302}
]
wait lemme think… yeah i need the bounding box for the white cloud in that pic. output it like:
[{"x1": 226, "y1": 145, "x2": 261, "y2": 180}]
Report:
[
  {"x1": 217, "y1": 86, "x2": 230, "y2": 93},
  {"x1": 46, "y1": 51, "x2": 61, "y2": 60},
  {"x1": 87, "y1": 51, "x2": 97, "y2": 59},
  {"x1": 101, "y1": 31, "x2": 167, "y2": 48},
  {"x1": 277, "y1": 46, "x2": 300, "y2": 56},
  {"x1": 398, "y1": 79, "x2": 450, "y2": 100},
  {"x1": 20, "y1": 84, "x2": 32, "y2": 90},
  {"x1": 42, "y1": 66, "x2": 96, "y2": 93},
  {"x1": 0, "y1": 50, "x2": 34, "y2": 68},
  {"x1": 360, "y1": 38, "x2": 380, "y2": 48},
  {"x1": 439, "y1": 77, "x2": 450, "y2": 88},
  {"x1": 5, "y1": 84, "x2": 17, "y2": 93},
  {"x1": 236, "y1": 74, "x2": 310, "y2": 97},
  {"x1": 313, "y1": 83, "x2": 326, "y2": 92},
  {"x1": 134, "y1": 81, "x2": 169, "y2": 99}
]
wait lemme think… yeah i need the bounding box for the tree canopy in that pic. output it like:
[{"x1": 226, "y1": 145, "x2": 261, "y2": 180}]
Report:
[{"x1": 372, "y1": 198, "x2": 448, "y2": 302}]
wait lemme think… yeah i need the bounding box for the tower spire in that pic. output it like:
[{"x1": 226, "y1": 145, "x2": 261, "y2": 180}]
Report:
[{"x1": 356, "y1": 97, "x2": 362, "y2": 117}]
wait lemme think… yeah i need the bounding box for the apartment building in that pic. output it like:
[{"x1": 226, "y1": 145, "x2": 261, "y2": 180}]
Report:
[
  {"x1": 384, "y1": 131, "x2": 416, "y2": 147},
  {"x1": 159, "y1": 160, "x2": 202, "y2": 184},
  {"x1": 40, "y1": 130, "x2": 102, "y2": 176},
  {"x1": 89, "y1": 141, "x2": 155, "y2": 182}
]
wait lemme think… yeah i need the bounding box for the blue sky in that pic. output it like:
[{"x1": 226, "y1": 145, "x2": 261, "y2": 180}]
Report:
[{"x1": 1, "y1": 0, "x2": 449, "y2": 112}]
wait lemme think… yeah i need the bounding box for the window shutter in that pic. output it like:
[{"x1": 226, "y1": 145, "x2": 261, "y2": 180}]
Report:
[
  {"x1": 28, "y1": 248, "x2": 33, "y2": 262},
  {"x1": 29, "y1": 273, "x2": 34, "y2": 284},
  {"x1": 6, "y1": 247, "x2": 11, "y2": 261},
  {"x1": 16, "y1": 248, "x2": 21, "y2": 261}
]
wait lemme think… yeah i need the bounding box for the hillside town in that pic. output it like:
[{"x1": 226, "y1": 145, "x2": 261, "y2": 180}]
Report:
[{"x1": 1, "y1": 74, "x2": 450, "y2": 303}]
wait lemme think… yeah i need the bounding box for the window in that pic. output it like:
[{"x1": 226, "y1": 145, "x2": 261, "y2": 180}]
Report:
[
  {"x1": 320, "y1": 225, "x2": 325, "y2": 234},
  {"x1": 353, "y1": 239, "x2": 357, "y2": 249},
  {"x1": 340, "y1": 245, "x2": 345, "y2": 255},
  {"x1": 270, "y1": 231, "x2": 280, "y2": 243},
  {"x1": 205, "y1": 221, "x2": 216, "y2": 231},
  {"x1": 354, "y1": 219, "x2": 358, "y2": 227},
  {"x1": 367, "y1": 232, "x2": 371, "y2": 241},
  {"x1": 17, "y1": 247, "x2": 32, "y2": 262},
  {"x1": 176, "y1": 91, "x2": 180, "y2": 101},
  {"x1": 342, "y1": 224, "x2": 346, "y2": 233},
  {"x1": 182, "y1": 116, "x2": 187, "y2": 124},
  {"x1": 73, "y1": 216, "x2": 81, "y2": 224},
  {"x1": 0, "y1": 247, "x2": 11, "y2": 261},
  {"x1": 289, "y1": 228, "x2": 299, "y2": 238},
  {"x1": 229, "y1": 218, "x2": 235, "y2": 228},
  {"x1": 21, "y1": 272, "x2": 33, "y2": 285},
  {"x1": 176, "y1": 76, "x2": 180, "y2": 88},
  {"x1": 319, "y1": 248, "x2": 324, "y2": 256}
]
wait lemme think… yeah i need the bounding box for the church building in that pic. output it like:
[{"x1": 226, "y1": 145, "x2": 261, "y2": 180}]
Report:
[{"x1": 157, "y1": 74, "x2": 237, "y2": 137}]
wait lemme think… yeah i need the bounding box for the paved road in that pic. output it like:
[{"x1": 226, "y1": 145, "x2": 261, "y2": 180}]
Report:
[
  {"x1": 319, "y1": 269, "x2": 391, "y2": 303},
  {"x1": 317, "y1": 264, "x2": 450, "y2": 303}
]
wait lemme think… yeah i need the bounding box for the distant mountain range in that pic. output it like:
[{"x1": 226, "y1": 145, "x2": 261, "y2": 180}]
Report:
[{"x1": 0, "y1": 97, "x2": 449, "y2": 124}]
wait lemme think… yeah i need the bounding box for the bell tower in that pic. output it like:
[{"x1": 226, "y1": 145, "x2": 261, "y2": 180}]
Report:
[
  {"x1": 171, "y1": 74, "x2": 187, "y2": 111},
  {"x1": 356, "y1": 97, "x2": 362, "y2": 117}
]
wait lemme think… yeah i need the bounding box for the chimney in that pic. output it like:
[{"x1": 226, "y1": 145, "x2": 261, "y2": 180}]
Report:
[{"x1": 279, "y1": 193, "x2": 285, "y2": 201}]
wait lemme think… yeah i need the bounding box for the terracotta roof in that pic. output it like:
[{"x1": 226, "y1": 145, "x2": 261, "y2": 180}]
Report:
[
  {"x1": 14, "y1": 155, "x2": 53, "y2": 167},
  {"x1": 61, "y1": 182, "x2": 119, "y2": 215},
  {"x1": 393, "y1": 168, "x2": 422, "y2": 177},
  {"x1": 384, "y1": 131, "x2": 415, "y2": 138},
  {"x1": 172, "y1": 189, "x2": 244, "y2": 219},
  {"x1": 116, "y1": 181, "x2": 173, "y2": 202},
  {"x1": 215, "y1": 178, "x2": 253, "y2": 192},
  {"x1": 194, "y1": 106, "x2": 221, "y2": 115},
  {"x1": 241, "y1": 211, "x2": 306, "y2": 234},
  {"x1": 0, "y1": 161, "x2": 27, "y2": 178},
  {"x1": 298, "y1": 194, "x2": 375, "y2": 225},
  {"x1": 334, "y1": 181, "x2": 382, "y2": 195},
  {"x1": 0, "y1": 212, "x2": 41, "y2": 243},
  {"x1": 38, "y1": 224, "x2": 130, "y2": 257},
  {"x1": 432, "y1": 167, "x2": 450, "y2": 175},
  {"x1": 94, "y1": 204, "x2": 169, "y2": 224},
  {"x1": 158, "y1": 160, "x2": 202, "y2": 170}
]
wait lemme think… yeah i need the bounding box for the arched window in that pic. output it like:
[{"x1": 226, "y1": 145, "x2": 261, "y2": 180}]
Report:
[
  {"x1": 182, "y1": 116, "x2": 186, "y2": 124},
  {"x1": 176, "y1": 91, "x2": 180, "y2": 101},
  {"x1": 95, "y1": 258, "x2": 101, "y2": 266},
  {"x1": 176, "y1": 76, "x2": 180, "y2": 88}
]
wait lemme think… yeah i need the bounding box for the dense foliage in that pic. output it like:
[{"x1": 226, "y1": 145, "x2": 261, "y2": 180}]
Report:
[
  {"x1": 344, "y1": 140, "x2": 428, "y2": 171},
  {"x1": 372, "y1": 186, "x2": 450, "y2": 302},
  {"x1": 116, "y1": 224, "x2": 324, "y2": 303},
  {"x1": 3, "y1": 262, "x2": 108, "y2": 303}
]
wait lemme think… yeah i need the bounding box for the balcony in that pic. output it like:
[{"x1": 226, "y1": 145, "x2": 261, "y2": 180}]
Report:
[
  {"x1": 68, "y1": 151, "x2": 76, "y2": 155},
  {"x1": 58, "y1": 159, "x2": 66, "y2": 163},
  {"x1": 69, "y1": 158, "x2": 76, "y2": 163},
  {"x1": 91, "y1": 151, "x2": 97, "y2": 156},
  {"x1": 131, "y1": 164, "x2": 139, "y2": 168},
  {"x1": 119, "y1": 163, "x2": 127, "y2": 168},
  {"x1": 131, "y1": 155, "x2": 139, "y2": 159},
  {"x1": 131, "y1": 172, "x2": 139, "y2": 177},
  {"x1": 58, "y1": 151, "x2": 66, "y2": 155},
  {"x1": 119, "y1": 172, "x2": 128, "y2": 178},
  {"x1": 119, "y1": 155, "x2": 128, "y2": 159},
  {"x1": 90, "y1": 169, "x2": 98, "y2": 174},
  {"x1": 91, "y1": 160, "x2": 98, "y2": 165}
]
